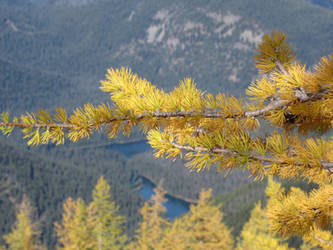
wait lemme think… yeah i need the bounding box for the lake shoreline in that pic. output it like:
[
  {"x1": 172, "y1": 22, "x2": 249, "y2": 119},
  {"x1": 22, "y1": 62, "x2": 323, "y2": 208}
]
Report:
[{"x1": 139, "y1": 175, "x2": 198, "y2": 204}]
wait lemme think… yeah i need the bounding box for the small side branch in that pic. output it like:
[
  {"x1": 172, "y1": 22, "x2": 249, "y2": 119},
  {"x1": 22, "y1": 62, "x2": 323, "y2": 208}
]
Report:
[
  {"x1": 0, "y1": 122, "x2": 75, "y2": 129},
  {"x1": 314, "y1": 234, "x2": 332, "y2": 246},
  {"x1": 171, "y1": 143, "x2": 237, "y2": 156},
  {"x1": 275, "y1": 61, "x2": 288, "y2": 75},
  {"x1": 244, "y1": 99, "x2": 289, "y2": 118},
  {"x1": 170, "y1": 142, "x2": 333, "y2": 173},
  {"x1": 322, "y1": 162, "x2": 333, "y2": 173}
]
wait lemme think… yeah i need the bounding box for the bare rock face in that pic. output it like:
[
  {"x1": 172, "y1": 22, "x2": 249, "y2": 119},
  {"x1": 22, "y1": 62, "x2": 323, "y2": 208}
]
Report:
[
  {"x1": 52, "y1": 0, "x2": 97, "y2": 7},
  {"x1": 114, "y1": 6, "x2": 264, "y2": 94}
]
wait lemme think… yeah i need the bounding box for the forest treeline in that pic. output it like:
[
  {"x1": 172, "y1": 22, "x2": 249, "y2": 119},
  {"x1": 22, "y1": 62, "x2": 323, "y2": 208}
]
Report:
[
  {"x1": 0, "y1": 175, "x2": 319, "y2": 249},
  {"x1": 0, "y1": 134, "x2": 275, "y2": 249},
  {"x1": 0, "y1": 138, "x2": 145, "y2": 247},
  {"x1": 0, "y1": 137, "x2": 281, "y2": 249}
]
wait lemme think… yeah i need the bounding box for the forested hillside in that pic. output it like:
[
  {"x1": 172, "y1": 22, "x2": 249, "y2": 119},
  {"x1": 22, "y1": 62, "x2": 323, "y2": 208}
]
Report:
[
  {"x1": 1, "y1": 0, "x2": 333, "y2": 114},
  {"x1": 0, "y1": 0, "x2": 332, "y2": 248},
  {"x1": 0, "y1": 139, "x2": 144, "y2": 247},
  {"x1": 127, "y1": 152, "x2": 252, "y2": 200}
]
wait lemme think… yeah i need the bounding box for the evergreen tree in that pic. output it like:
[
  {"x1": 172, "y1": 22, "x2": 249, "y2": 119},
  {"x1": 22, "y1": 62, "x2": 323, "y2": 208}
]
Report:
[
  {"x1": 89, "y1": 176, "x2": 127, "y2": 250},
  {"x1": 55, "y1": 177, "x2": 128, "y2": 250},
  {"x1": 3, "y1": 196, "x2": 44, "y2": 250},
  {"x1": 236, "y1": 202, "x2": 290, "y2": 250},
  {"x1": 133, "y1": 183, "x2": 169, "y2": 250},
  {"x1": 1, "y1": 30, "x2": 333, "y2": 244},
  {"x1": 55, "y1": 198, "x2": 95, "y2": 250},
  {"x1": 236, "y1": 177, "x2": 291, "y2": 250},
  {"x1": 164, "y1": 189, "x2": 233, "y2": 249}
]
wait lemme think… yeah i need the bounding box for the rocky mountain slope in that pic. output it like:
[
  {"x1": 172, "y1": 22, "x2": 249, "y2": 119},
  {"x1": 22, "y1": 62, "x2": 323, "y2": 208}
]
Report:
[{"x1": 0, "y1": 0, "x2": 332, "y2": 115}]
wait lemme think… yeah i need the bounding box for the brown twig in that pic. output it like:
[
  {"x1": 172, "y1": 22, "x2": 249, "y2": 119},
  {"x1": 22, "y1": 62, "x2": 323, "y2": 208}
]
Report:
[
  {"x1": 0, "y1": 122, "x2": 75, "y2": 129},
  {"x1": 170, "y1": 142, "x2": 333, "y2": 173},
  {"x1": 314, "y1": 234, "x2": 332, "y2": 246}
]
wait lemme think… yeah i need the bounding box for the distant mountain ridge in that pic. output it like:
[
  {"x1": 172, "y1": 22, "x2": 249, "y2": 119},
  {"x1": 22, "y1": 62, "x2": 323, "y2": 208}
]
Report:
[{"x1": 0, "y1": 0, "x2": 332, "y2": 115}]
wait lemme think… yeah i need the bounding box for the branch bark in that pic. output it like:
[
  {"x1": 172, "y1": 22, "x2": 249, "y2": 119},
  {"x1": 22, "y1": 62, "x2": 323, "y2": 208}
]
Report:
[
  {"x1": 314, "y1": 234, "x2": 332, "y2": 246},
  {"x1": 0, "y1": 122, "x2": 75, "y2": 129},
  {"x1": 171, "y1": 142, "x2": 333, "y2": 173},
  {"x1": 0, "y1": 86, "x2": 330, "y2": 130}
]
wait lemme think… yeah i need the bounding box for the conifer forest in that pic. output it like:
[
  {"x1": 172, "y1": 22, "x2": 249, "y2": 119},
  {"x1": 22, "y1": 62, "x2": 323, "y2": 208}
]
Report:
[{"x1": 0, "y1": 0, "x2": 333, "y2": 249}]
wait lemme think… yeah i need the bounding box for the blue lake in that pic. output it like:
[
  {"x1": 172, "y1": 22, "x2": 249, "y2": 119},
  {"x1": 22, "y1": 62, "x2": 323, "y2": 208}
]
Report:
[
  {"x1": 105, "y1": 141, "x2": 190, "y2": 219},
  {"x1": 138, "y1": 177, "x2": 191, "y2": 219},
  {"x1": 104, "y1": 140, "x2": 151, "y2": 158},
  {"x1": 304, "y1": 0, "x2": 333, "y2": 9}
]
